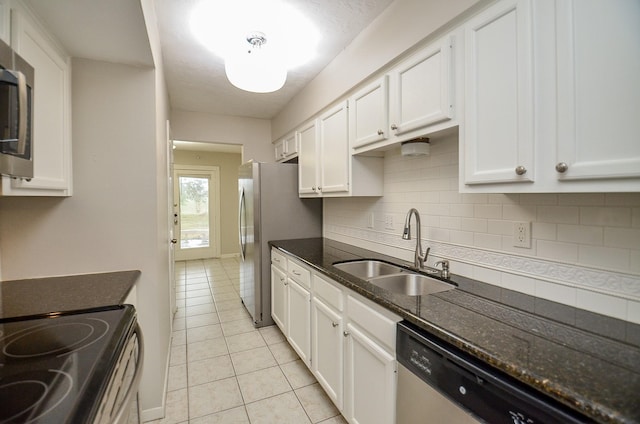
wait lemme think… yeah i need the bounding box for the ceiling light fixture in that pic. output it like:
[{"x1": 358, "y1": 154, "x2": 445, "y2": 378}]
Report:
[
  {"x1": 401, "y1": 139, "x2": 431, "y2": 157},
  {"x1": 224, "y1": 32, "x2": 287, "y2": 93},
  {"x1": 190, "y1": 0, "x2": 320, "y2": 94}
]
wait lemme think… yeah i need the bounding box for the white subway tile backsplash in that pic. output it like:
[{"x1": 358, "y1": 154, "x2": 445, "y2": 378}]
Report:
[
  {"x1": 502, "y1": 204, "x2": 537, "y2": 221},
  {"x1": 440, "y1": 216, "x2": 461, "y2": 230},
  {"x1": 580, "y1": 207, "x2": 632, "y2": 227},
  {"x1": 461, "y1": 193, "x2": 488, "y2": 204},
  {"x1": 604, "y1": 227, "x2": 640, "y2": 250},
  {"x1": 474, "y1": 233, "x2": 502, "y2": 250},
  {"x1": 631, "y1": 251, "x2": 640, "y2": 274},
  {"x1": 537, "y1": 206, "x2": 580, "y2": 224},
  {"x1": 558, "y1": 193, "x2": 605, "y2": 206},
  {"x1": 605, "y1": 193, "x2": 640, "y2": 206},
  {"x1": 578, "y1": 245, "x2": 630, "y2": 271},
  {"x1": 488, "y1": 220, "x2": 513, "y2": 236},
  {"x1": 473, "y1": 266, "x2": 502, "y2": 286},
  {"x1": 474, "y1": 204, "x2": 502, "y2": 219},
  {"x1": 536, "y1": 281, "x2": 576, "y2": 307},
  {"x1": 633, "y1": 208, "x2": 640, "y2": 228},
  {"x1": 501, "y1": 273, "x2": 536, "y2": 295},
  {"x1": 532, "y1": 222, "x2": 557, "y2": 241},
  {"x1": 450, "y1": 204, "x2": 475, "y2": 218},
  {"x1": 449, "y1": 230, "x2": 474, "y2": 246},
  {"x1": 521, "y1": 194, "x2": 558, "y2": 206},
  {"x1": 537, "y1": 240, "x2": 579, "y2": 263},
  {"x1": 557, "y1": 224, "x2": 603, "y2": 246},
  {"x1": 460, "y1": 218, "x2": 488, "y2": 233},
  {"x1": 576, "y1": 289, "x2": 627, "y2": 320},
  {"x1": 488, "y1": 193, "x2": 520, "y2": 205}
]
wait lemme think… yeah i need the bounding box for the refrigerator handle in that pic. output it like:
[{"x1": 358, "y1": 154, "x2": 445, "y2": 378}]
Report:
[{"x1": 239, "y1": 187, "x2": 246, "y2": 261}]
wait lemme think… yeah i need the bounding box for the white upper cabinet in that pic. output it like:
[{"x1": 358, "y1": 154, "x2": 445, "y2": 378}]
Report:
[
  {"x1": 462, "y1": 0, "x2": 534, "y2": 186},
  {"x1": 274, "y1": 132, "x2": 298, "y2": 162},
  {"x1": 461, "y1": 0, "x2": 640, "y2": 192},
  {"x1": 350, "y1": 33, "x2": 458, "y2": 155},
  {"x1": 0, "y1": 0, "x2": 9, "y2": 44},
  {"x1": 349, "y1": 76, "x2": 389, "y2": 150},
  {"x1": 1, "y1": 7, "x2": 72, "y2": 196},
  {"x1": 554, "y1": 0, "x2": 640, "y2": 183},
  {"x1": 319, "y1": 101, "x2": 350, "y2": 195},
  {"x1": 297, "y1": 119, "x2": 319, "y2": 195},
  {"x1": 389, "y1": 35, "x2": 454, "y2": 137},
  {"x1": 299, "y1": 101, "x2": 383, "y2": 198}
]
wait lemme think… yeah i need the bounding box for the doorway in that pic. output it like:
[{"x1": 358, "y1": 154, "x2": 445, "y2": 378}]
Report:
[{"x1": 173, "y1": 165, "x2": 221, "y2": 260}]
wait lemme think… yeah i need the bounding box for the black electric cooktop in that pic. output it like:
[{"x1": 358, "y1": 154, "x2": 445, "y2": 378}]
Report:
[{"x1": 0, "y1": 305, "x2": 136, "y2": 424}]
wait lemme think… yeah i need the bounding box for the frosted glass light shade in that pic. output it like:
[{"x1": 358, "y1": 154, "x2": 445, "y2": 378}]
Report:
[
  {"x1": 225, "y1": 48, "x2": 287, "y2": 93},
  {"x1": 401, "y1": 139, "x2": 430, "y2": 156}
]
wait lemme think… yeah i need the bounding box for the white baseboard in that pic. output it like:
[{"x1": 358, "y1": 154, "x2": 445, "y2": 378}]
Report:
[{"x1": 139, "y1": 336, "x2": 171, "y2": 422}]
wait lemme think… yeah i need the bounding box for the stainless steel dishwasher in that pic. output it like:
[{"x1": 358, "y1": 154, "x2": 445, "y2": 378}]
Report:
[{"x1": 396, "y1": 321, "x2": 593, "y2": 424}]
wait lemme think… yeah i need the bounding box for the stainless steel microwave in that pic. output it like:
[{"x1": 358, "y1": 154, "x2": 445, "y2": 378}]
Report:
[{"x1": 0, "y1": 38, "x2": 33, "y2": 179}]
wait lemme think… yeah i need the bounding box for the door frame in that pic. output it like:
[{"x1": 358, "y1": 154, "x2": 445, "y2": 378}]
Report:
[{"x1": 173, "y1": 164, "x2": 221, "y2": 260}]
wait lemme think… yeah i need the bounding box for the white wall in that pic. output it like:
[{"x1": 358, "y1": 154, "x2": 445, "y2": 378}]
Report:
[
  {"x1": 0, "y1": 57, "x2": 172, "y2": 416},
  {"x1": 324, "y1": 136, "x2": 640, "y2": 323},
  {"x1": 170, "y1": 109, "x2": 272, "y2": 163}
]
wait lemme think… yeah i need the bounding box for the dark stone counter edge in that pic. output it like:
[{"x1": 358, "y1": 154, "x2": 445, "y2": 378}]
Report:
[{"x1": 269, "y1": 240, "x2": 626, "y2": 424}]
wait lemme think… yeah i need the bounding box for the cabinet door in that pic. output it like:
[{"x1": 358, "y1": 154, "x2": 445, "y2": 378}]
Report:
[
  {"x1": 344, "y1": 323, "x2": 396, "y2": 424},
  {"x1": 319, "y1": 101, "x2": 350, "y2": 195},
  {"x1": 287, "y1": 278, "x2": 311, "y2": 366},
  {"x1": 274, "y1": 139, "x2": 286, "y2": 162},
  {"x1": 3, "y1": 9, "x2": 72, "y2": 196},
  {"x1": 389, "y1": 37, "x2": 453, "y2": 137},
  {"x1": 270, "y1": 265, "x2": 287, "y2": 333},
  {"x1": 297, "y1": 119, "x2": 319, "y2": 195},
  {"x1": 349, "y1": 76, "x2": 389, "y2": 149},
  {"x1": 463, "y1": 0, "x2": 534, "y2": 185},
  {"x1": 311, "y1": 297, "x2": 344, "y2": 410},
  {"x1": 555, "y1": 0, "x2": 640, "y2": 181},
  {"x1": 283, "y1": 133, "x2": 298, "y2": 158}
]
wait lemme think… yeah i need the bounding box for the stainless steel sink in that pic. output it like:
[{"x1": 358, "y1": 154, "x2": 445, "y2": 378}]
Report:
[
  {"x1": 368, "y1": 273, "x2": 454, "y2": 296},
  {"x1": 333, "y1": 260, "x2": 405, "y2": 280}
]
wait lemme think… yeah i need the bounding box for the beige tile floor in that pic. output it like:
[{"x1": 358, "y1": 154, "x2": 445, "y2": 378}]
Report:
[{"x1": 149, "y1": 257, "x2": 347, "y2": 424}]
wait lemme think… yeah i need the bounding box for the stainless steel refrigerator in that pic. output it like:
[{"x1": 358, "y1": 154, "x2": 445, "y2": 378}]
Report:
[{"x1": 238, "y1": 161, "x2": 322, "y2": 327}]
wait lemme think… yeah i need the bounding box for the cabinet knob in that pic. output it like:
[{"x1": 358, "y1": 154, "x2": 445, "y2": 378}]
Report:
[
  {"x1": 555, "y1": 162, "x2": 569, "y2": 173},
  {"x1": 515, "y1": 166, "x2": 527, "y2": 175},
  {"x1": 318, "y1": 187, "x2": 322, "y2": 192},
  {"x1": 332, "y1": 322, "x2": 338, "y2": 328},
  {"x1": 312, "y1": 186, "x2": 316, "y2": 191},
  {"x1": 390, "y1": 124, "x2": 398, "y2": 130},
  {"x1": 343, "y1": 331, "x2": 350, "y2": 337},
  {"x1": 170, "y1": 239, "x2": 177, "y2": 244},
  {"x1": 377, "y1": 129, "x2": 384, "y2": 135}
]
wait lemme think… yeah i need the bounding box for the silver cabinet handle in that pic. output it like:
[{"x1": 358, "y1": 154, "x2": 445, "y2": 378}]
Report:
[
  {"x1": 292, "y1": 270, "x2": 301, "y2": 276},
  {"x1": 332, "y1": 322, "x2": 338, "y2": 327},
  {"x1": 170, "y1": 239, "x2": 177, "y2": 244},
  {"x1": 377, "y1": 129, "x2": 384, "y2": 135},
  {"x1": 515, "y1": 166, "x2": 527, "y2": 175},
  {"x1": 556, "y1": 162, "x2": 569, "y2": 173},
  {"x1": 279, "y1": 277, "x2": 285, "y2": 282},
  {"x1": 390, "y1": 124, "x2": 398, "y2": 130},
  {"x1": 343, "y1": 331, "x2": 350, "y2": 337}
]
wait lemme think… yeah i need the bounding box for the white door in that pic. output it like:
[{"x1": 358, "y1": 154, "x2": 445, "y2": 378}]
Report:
[{"x1": 173, "y1": 166, "x2": 220, "y2": 260}]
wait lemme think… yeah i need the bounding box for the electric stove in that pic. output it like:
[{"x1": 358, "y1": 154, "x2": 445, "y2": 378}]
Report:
[{"x1": 0, "y1": 304, "x2": 138, "y2": 424}]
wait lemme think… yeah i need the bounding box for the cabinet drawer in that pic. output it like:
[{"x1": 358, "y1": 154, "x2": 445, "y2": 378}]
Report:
[
  {"x1": 347, "y1": 295, "x2": 399, "y2": 352},
  {"x1": 313, "y1": 274, "x2": 344, "y2": 312},
  {"x1": 288, "y1": 259, "x2": 311, "y2": 289},
  {"x1": 271, "y1": 249, "x2": 287, "y2": 270}
]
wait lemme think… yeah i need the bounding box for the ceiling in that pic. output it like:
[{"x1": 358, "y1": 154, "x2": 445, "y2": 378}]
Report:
[{"x1": 25, "y1": 0, "x2": 395, "y2": 120}]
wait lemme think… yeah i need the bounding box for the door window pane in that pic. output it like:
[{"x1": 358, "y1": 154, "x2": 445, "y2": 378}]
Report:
[{"x1": 179, "y1": 176, "x2": 210, "y2": 249}]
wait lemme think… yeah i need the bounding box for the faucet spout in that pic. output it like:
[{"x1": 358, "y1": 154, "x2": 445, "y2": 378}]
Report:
[{"x1": 402, "y1": 208, "x2": 428, "y2": 269}]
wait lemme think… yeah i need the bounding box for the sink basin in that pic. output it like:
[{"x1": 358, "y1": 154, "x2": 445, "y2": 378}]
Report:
[
  {"x1": 333, "y1": 260, "x2": 405, "y2": 280},
  {"x1": 368, "y1": 273, "x2": 454, "y2": 296}
]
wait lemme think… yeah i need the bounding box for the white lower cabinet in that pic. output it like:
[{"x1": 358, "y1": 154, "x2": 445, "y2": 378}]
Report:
[
  {"x1": 344, "y1": 322, "x2": 396, "y2": 424},
  {"x1": 311, "y1": 295, "x2": 344, "y2": 409},
  {"x1": 287, "y1": 278, "x2": 311, "y2": 367},
  {"x1": 272, "y1": 248, "x2": 401, "y2": 424},
  {"x1": 270, "y1": 265, "x2": 287, "y2": 331}
]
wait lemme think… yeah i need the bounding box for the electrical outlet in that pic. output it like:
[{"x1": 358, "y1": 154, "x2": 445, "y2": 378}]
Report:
[
  {"x1": 367, "y1": 212, "x2": 374, "y2": 228},
  {"x1": 384, "y1": 214, "x2": 394, "y2": 230},
  {"x1": 513, "y1": 221, "x2": 531, "y2": 248}
]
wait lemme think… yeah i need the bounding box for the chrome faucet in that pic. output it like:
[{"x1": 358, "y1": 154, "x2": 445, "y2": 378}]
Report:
[{"x1": 402, "y1": 208, "x2": 430, "y2": 269}]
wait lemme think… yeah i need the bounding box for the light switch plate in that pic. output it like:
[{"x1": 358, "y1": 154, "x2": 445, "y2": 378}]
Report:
[{"x1": 384, "y1": 214, "x2": 394, "y2": 230}]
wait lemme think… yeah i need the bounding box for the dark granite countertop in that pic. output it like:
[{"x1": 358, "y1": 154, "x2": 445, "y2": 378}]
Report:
[
  {"x1": 270, "y1": 238, "x2": 640, "y2": 424},
  {"x1": 0, "y1": 270, "x2": 140, "y2": 319}
]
